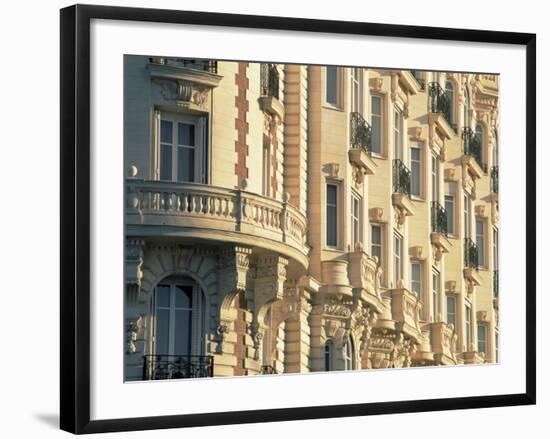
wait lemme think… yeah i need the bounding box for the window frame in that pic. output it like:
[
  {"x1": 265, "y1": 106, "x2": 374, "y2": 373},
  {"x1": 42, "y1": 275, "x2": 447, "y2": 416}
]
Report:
[
  {"x1": 446, "y1": 294, "x2": 457, "y2": 328},
  {"x1": 393, "y1": 107, "x2": 403, "y2": 160},
  {"x1": 410, "y1": 143, "x2": 422, "y2": 198},
  {"x1": 476, "y1": 218, "x2": 486, "y2": 267},
  {"x1": 326, "y1": 182, "x2": 340, "y2": 249},
  {"x1": 370, "y1": 94, "x2": 383, "y2": 156},
  {"x1": 324, "y1": 66, "x2": 343, "y2": 109},
  {"x1": 410, "y1": 261, "x2": 423, "y2": 300},
  {"x1": 477, "y1": 322, "x2": 488, "y2": 358},
  {"x1": 432, "y1": 271, "x2": 441, "y2": 322},
  {"x1": 465, "y1": 303, "x2": 473, "y2": 350},
  {"x1": 393, "y1": 232, "x2": 403, "y2": 287},
  {"x1": 351, "y1": 192, "x2": 362, "y2": 248},
  {"x1": 350, "y1": 67, "x2": 364, "y2": 114},
  {"x1": 371, "y1": 223, "x2": 385, "y2": 286}
]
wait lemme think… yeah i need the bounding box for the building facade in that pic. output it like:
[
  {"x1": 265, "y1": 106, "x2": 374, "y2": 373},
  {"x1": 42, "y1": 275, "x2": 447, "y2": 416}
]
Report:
[{"x1": 124, "y1": 56, "x2": 499, "y2": 381}]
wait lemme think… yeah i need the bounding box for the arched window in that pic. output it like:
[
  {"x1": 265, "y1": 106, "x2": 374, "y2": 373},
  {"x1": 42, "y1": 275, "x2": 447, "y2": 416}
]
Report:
[
  {"x1": 445, "y1": 81, "x2": 454, "y2": 124},
  {"x1": 344, "y1": 337, "x2": 356, "y2": 371},
  {"x1": 463, "y1": 87, "x2": 470, "y2": 129},
  {"x1": 151, "y1": 275, "x2": 206, "y2": 357},
  {"x1": 324, "y1": 340, "x2": 332, "y2": 371}
]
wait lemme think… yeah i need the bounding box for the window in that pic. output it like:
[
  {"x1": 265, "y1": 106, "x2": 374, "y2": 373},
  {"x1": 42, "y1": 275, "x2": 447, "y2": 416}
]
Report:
[
  {"x1": 262, "y1": 137, "x2": 271, "y2": 196},
  {"x1": 324, "y1": 341, "x2": 332, "y2": 371},
  {"x1": 476, "y1": 124, "x2": 485, "y2": 164},
  {"x1": 410, "y1": 144, "x2": 421, "y2": 197},
  {"x1": 152, "y1": 276, "x2": 205, "y2": 357},
  {"x1": 431, "y1": 154, "x2": 440, "y2": 202},
  {"x1": 445, "y1": 182, "x2": 456, "y2": 235},
  {"x1": 350, "y1": 68, "x2": 364, "y2": 114},
  {"x1": 411, "y1": 262, "x2": 423, "y2": 299},
  {"x1": 159, "y1": 114, "x2": 207, "y2": 183},
  {"x1": 492, "y1": 129, "x2": 499, "y2": 167},
  {"x1": 476, "y1": 219, "x2": 485, "y2": 266},
  {"x1": 432, "y1": 271, "x2": 441, "y2": 321},
  {"x1": 463, "y1": 193, "x2": 471, "y2": 239},
  {"x1": 393, "y1": 234, "x2": 403, "y2": 287},
  {"x1": 445, "y1": 81, "x2": 455, "y2": 124},
  {"x1": 393, "y1": 108, "x2": 403, "y2": 160},
  {"x1": 351, "y1": 193, "x2": 361, "y2": 247},
  {"x1": 465, "y1": 304, "x2": 472, "y2": 350},
  {"x1": 326, "y1": 183, "x2": 338, "y2": 247},
  {"x1": 325, "y1": 66, "x2": 340, "y2": 107},
  {"x1": 344, "y1": 338, "x2": 355, "y2": 371},
  {"x1": 371, "y1": 95, "x2": 382, "y2": 154},
  {"x1": 493, "y1": 228, "x2": 499, "y2": 269},
  {"x1": 446, "y1": 294, "x2": 456, "y2": 327},
  {"x1": 477, "y1": 323, "x2": 488, "y2": 357},
  {"x1": 371, "y1": 224, "x2": 383, "y2": 266}
]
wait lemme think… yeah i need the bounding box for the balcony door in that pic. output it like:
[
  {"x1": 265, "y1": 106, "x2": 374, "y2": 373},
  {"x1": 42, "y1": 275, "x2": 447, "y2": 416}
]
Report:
[
  {"x1": 158, "y1": 113, "x2": 208, "y2": 183},
  {"x1": 152, "y1": 276, "x2": 205, "y2": 357}
]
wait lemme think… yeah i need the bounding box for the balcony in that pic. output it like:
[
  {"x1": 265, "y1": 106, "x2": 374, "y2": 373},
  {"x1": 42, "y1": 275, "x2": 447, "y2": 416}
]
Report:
[
  {"x1": 464, "y1": 238, "x2": 479, "y2": 269},
  {"x1": 430, "y1": 322, "x2": 457, "y2": 365},
  {"x1": 428, "y1": 82, "x2": 454, "y2": 132},
  {"x1": 258, "y1": 63, "x2": 284, "y2": 119},
  {"x1": 392, "y1": 159, "x2": 414, "y2": 222},
  {"x1": 491, "y1": 166, "x2": 499, "y2": 193},
  {"x1": 349, "y1": 112, "x2": 377, "y2": 175},
  {"x1": 348, "y1": 248, "x2": 384, "y2": 311},
  {"x1": 149, "y1": 58, "x2": 218, "y2": 73},
  {"x1": 126, "y1": 180, "x2": 309, "y2": 268},
  {"x1": 409, "y1": 70, "x2": 425, "y2": 90},
  {"x1": 387, "y1": 287, "x2": 423, "y2": 343},
  {"x1": 142, "y1": 354, "x2": 214, "y2": 380},
  {"x1": 462, "y1": 127, "x2": 486, "y2": 173},
  {"x1": 430, "y1": 202, "x2": 451, "y2": 260}
]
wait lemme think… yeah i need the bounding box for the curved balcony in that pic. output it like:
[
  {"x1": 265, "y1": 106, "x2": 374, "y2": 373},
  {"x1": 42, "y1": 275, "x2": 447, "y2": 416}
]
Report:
[{"x1": 126, "y1": 179, "x2": 309, "y2": 269}]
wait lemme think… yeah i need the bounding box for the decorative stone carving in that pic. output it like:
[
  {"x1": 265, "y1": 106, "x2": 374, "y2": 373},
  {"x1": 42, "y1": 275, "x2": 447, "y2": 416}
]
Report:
[
  {"x1": 408, "y1": 126, "x2": 424, "y2": 141},
  {"x1": 126, "y1": 239, "x2": 144, "y2": 300},
  {"x1": 324, "y1": 163, "x2": 340, "y2": 179},
  {"x1": 409, "y1": 246, "x2": 423, "y2": 260},
  {"x1": 444, "y1": 168, "x2": 457, "y2": 181},
  {"x1": 369, "y1": 77, "x2": 383, "y2": 92},
  {"x1": 369, "y1": 207, "x2": 384, "y2": 222},
  {"x1": 126, "y1": 315, "x2": 144, "y2": 354}
]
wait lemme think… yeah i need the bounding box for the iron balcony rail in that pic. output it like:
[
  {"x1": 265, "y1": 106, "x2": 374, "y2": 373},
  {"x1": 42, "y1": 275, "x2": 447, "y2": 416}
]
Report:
[
  {"x1": 491, "y1": 166, "x2": 499, "y2": 193},
  {"x1": 462, "y1": 127, "x2": 487, "y2": 172},
  {"x1": 149, "y1": 57, "x2": 218, "y2": 73},
  {"x1": 410, "y1": 70, "x2": 426, "y2": 90},
  {"x1": 260, "y1": 63, "x2": 280, "y2": 100},
  {"x1": 393, "y1": 159, "x2": 412, "y2": 197},
  {"x1": 350, "y1": 111, "x2": 373, "y2": 154},
  {"x1": 260, "y1": 365, "x2": 277, "y2": 374},
  {"x1": 464, "y1": 238, "x2": 479, "y2": 270},
  {"x1": 431, "y1": 201, "x2": 448, "y2": 235},
  {"x1": 142, "y1": 354, "x2": 214, "y2": 380},
  {"x1": 493, "y1": 270, "x2": 499, "y2": 299},
  {"x1": 428, "y1": 82, "x2": 452, "y2": 128}
]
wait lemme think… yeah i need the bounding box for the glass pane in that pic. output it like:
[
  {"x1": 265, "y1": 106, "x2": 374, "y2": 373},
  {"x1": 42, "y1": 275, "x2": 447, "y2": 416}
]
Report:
[
  {"x1": 174, "y1": 309, "x2": 192, "y2": 355},
  {"x1": 177, "y1": 147, "x2": 195, "y2": 182},
  {"x1": 371, "y1": 96, "x2": 381, "y2": 115},
  {"x1": 411, "y1": 263, "x2": 421, "y2": 282},
  {"x1": 155, "y1": 309, "x2": 170, "y2": 355},
  {"x1": 327, "y1": 185, "x2": 337, "y2": 205},
  {"x1": 156, "y1": 285, "x2": 171, "y2": 308},
  {"x1": 327, "y1": 206, "x2": 337, "y2": 246},
  {"x1": 160, "y1": 120, "x2": 173, "y2": 144},
  {"x1": 411, "y1": 161, "x2": 420, "y2": 196},
  {"x1": 178, "y1": 123, "x2": 195, "y2": 146},
  {"x1": 371, "y1": 225, "x2": 381, "y2": 245},
  {"x1": 445, "y1": 196, "x2": 454, "y2": 233},
  {"x1": 175, "y1": 286, "x2": 193, "y2": 309},
  {"x1": 411, "y1": 148, "x2": 420, "y2": 161},
  {"x1": 326, "y1": 67, "x2": 338, "y2": 105},
  {"x1": 160, "y1": 144, "x2": 172, "y2": 181},
  {"x1": 371, "y1": 116, "x2": 381, "y2": 153}
]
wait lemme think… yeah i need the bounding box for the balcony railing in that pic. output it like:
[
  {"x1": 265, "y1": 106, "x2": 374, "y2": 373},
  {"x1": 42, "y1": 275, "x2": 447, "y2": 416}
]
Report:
[
  {"x1": 393, "y1": 159, "x2": 411, "y2": 197},
  {"x1": 491, "y1": 166, "x2": 499, "y2": 193},
  {"x1": 260, "y1": 63, "x2": 279, "y2": 100},
  {"x1": 410, "y1": 70, "x2": 425, "y2": 90},
  {"x1": 350, "y1": 111, "x2": 372, "y2": 154},
  {"x1": 462, "y1": 127, "x2": 487, "y2": 172},
  {"x1": 464, "y1": 238, "x2": 479, "y2": 270},
  {"x1": 431, "y1": 201, "x2": 448, "y2": 235},
  {"x1": 428, "y1": 82, "x2": 452, "y2": 128},
  {"x1": 260, "y1": 365, "x2": 277, "y2": 374},
  {"x1": 142, "y1": 355, "x2": 214, "y2": 380},
  {"x1": 149, "y1": 57, "x2": 218, "y2": 73},
  {"x1": 493, "y1": 270, "x2": 499, "y2": 299}
]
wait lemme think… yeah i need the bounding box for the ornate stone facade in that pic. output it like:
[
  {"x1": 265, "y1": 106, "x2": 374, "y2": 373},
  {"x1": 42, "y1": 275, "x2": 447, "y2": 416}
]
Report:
[{"x1": 124, "y1": 57, "x2": 499, "y2": 380}]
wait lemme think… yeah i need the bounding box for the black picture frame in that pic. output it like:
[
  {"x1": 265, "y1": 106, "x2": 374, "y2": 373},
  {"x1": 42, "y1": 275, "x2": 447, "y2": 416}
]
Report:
[{"x1": 60, "y1": 4, "x2": 536, "y2": 434}]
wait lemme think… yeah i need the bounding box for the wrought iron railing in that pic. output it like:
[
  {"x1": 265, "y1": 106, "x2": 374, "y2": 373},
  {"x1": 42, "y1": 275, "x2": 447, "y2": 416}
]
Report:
[
  {"x1": 410, "y1": 70, "x2": 425, "y2": 90},
  {"x1": 464, "y1": 238, "x2": 479, "y2": 270},
  {"x1": 260, "y1": 365, "x2": 277, "y2": 374},
  {"x1": 150, "y1": 57, "x2": 218, "y2": 73},
  {"x1": 493, "y1": 270, "x2": 499, "y2": 299},
  {"x1": 142, "y1": 355, "x2": 214, "y2": 380},
  {"x1": 462, "y1": 127, "x2": 487, "y2": 172},
  {"x1": 350, "y1": 111, "x2": 372, "y2": 154},
  {"x1": 491, "y1": 166, "x2": 499, "y2": 193},
  {"x1": 431, "y1": 201, "x2": 448, "y2": 235},
  {"x1": 428, "y1": 82, "x2": 452, "y2": 127},
  {"x1": 393, "y1": 159, "x2": 411, "y2": 196},
  {"x1": 260, "y1": 63, "x2": 280, "y2": 100}
]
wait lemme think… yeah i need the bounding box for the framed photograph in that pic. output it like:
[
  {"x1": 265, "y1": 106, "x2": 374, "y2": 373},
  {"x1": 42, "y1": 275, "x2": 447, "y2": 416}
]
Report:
[{"x1": 60, "y1": 4, "x2": 536, "y2": 434}]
